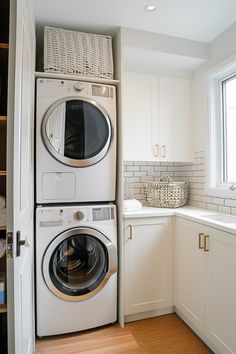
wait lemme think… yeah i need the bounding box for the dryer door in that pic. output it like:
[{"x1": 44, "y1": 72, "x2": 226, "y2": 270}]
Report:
[
  {"x1": 41, "y1": 97, "x2": 112, "y2": 167},
  {"x1": 42, "y1": 227, "x2": 117, "y2": 301}
]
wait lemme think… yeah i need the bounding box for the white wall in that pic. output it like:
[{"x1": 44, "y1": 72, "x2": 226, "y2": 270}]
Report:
[
  {"x1": 193, "y1": 22, "x2": 236, "y2": 153},
  {"x1": 121, "y1": 27, "x2": 208, "y2": 74}
]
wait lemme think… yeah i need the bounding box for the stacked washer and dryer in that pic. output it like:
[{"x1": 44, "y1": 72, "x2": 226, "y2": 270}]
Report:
[{"x1": 35, "y1": 78, "x2": 118, "y2": 337}]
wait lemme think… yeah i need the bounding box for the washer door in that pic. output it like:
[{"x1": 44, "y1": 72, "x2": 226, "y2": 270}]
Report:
[
  {"x1": 41, "y1": 97, "x2": 112, "y2": 167},
  {"x1": 42, "y1": 228, "x2": 117, "y2": 301}
]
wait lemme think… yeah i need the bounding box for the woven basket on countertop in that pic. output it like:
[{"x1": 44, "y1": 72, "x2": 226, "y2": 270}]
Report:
[
  {"x1": 144, "y1": 176, "x2": 189, "y2": 208},
  {"x1": 44, "y1": 26, "x2": 114, "y2": 79}
]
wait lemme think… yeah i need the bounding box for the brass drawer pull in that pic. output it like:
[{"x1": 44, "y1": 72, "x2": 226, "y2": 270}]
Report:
[
  {"x1": 198, "y1": 233, "x2": 204, "y2": 249},
  {"x1": 204, "y1": 235, "x2": 209, "y2": 252},
  {"x1": 161, "y1": 145, "x2": 166, "y2": 158},
  {"x1": 128, "y1": 224, "x2": 133, "y2": 240}
]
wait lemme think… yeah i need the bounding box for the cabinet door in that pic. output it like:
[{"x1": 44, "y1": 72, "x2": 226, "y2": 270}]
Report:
[
  {"x1": 159, "y1": 75, "x2": 193, "y2": 162},
  {"x1": 175, "y1": 218, "x2": 205, "y2": 332},
  {"x1": 124, "y1": 217, "x2": 172, "y2": 316},
  {"x1": 205, "y1": 228, "x2": 236, "y2": 354},
  {"x1": 123, "y1": 71, "x2": 157, "y2": 161}
]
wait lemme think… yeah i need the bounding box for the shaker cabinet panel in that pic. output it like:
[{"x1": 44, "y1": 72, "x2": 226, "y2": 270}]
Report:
[
  {"x1": 123, "y1": 71, "x2": 156, "y2": 161},
  {"x1": 159, "y1": 75, "x2": 193, "y2": 162},
  {"x1": 175, "y1": 217, "x2": 205, "y2": 332},
  {"x1": 205, "y1": 228, "x2": 236, "y2": 354},
  {"x1": 124, "y1": 217, "x2": 173, "y2": 316}
]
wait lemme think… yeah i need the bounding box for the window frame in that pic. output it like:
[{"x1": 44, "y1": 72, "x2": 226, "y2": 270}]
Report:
[
  {"x1": 221, "y1": 74, "x2": 236, "y2": 183},
  {"x1": 207, "y1": 60, "x2": 236, "y2": 198}
]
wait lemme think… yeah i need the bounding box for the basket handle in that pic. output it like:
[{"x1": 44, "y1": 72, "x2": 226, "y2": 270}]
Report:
[{"x1": 159, "y1": 176, "x2": 173, "y2": 182}]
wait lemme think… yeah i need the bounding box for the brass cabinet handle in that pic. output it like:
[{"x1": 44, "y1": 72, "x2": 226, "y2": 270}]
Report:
[
  {"x1": 204, "y1": 235, "x2": 209, "y2": 252},
  {"x1": 198, "y1": 233, "x2": 204, "y2": 249},
  {"x1": 154, "y1": 144, "x2": 159, "y2": 157},
  {"x1": 128, "y1": 224, "x2": 133, "y2": 240},
  {"x1": 161, "y1": 145, "x2": 166, "y2": 158}
]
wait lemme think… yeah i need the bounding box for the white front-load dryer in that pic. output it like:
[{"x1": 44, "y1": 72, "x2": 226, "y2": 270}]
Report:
[
  {"x1": 36, "y1": 204, "x2": 117, "y2": 337},
  {"x1": 36, "y1": 78, "x2": 116, "y2": 204}
]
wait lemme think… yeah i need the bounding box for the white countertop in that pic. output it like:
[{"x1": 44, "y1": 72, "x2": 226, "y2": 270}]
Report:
[{"x1": 124, "y1": 206, "x2": 236, "y2": 235}]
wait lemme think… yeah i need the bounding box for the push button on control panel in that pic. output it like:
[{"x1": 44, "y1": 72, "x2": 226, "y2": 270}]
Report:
[{"x1": 73, "y1": 211, "x2": 84, "y2": 221}]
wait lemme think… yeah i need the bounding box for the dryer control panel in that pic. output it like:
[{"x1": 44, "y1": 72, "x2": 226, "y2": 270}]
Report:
[{"x1": 37, "y1": 205, "x2": 116, "y2": 228}]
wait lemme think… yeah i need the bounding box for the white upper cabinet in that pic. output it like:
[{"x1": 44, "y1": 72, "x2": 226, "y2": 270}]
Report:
[
  {"x1": 123, "y1": 71, "x2": 156, "y2": 161},
  {"x1": 123, "y1": 71, "x2": 193, "y2": 162},
  {"x1": 158, "y1": 75, "x2": 193, "y2": 162}
]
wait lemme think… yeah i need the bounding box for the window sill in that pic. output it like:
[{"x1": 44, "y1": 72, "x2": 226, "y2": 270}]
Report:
[{"x1": 206, "y1": 187, "x2": 236, "y2": 199}]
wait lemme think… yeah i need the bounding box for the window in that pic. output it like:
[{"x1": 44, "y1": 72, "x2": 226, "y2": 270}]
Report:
[
  {"x1": 208, "y1": 62, "x2": 236, "y2": 196},
  {"x1": 221, "y1": 75, "x2": 236, "y2": 183}
]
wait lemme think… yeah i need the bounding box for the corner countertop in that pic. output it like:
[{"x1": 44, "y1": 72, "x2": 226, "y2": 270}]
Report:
[{"x1": 124, "y1": 206, "x2": 236, "y2": 235}]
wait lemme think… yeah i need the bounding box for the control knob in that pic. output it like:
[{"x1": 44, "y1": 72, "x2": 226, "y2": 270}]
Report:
[
  {"x1": 73, "y1": 82, "x2": 84, "y2": 91},
  {"x1": 73, "y1": 211, "x2": 84, "y2": 221}
]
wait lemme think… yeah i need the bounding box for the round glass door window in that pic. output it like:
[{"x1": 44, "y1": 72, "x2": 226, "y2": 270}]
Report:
[
  {"x1": 48, "y1": 233, "x2": 108, "y2": 297},
  {"x1": 41, "y1": 98, "x2": 112, "y2": 167}
]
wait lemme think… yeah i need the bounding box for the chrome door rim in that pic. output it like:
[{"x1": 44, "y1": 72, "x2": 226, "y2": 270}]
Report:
[
  {"x1": 41, "y1": 96, "x2": 112, "y2": 167},
  {"x1": 42, "y1": 227, "x2": 117, "y2": 302}
]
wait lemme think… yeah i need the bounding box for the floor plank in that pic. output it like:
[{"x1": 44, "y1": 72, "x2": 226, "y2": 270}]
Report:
[{"x1": 35, "y1": 314, "x2": 213, "y2": 354}]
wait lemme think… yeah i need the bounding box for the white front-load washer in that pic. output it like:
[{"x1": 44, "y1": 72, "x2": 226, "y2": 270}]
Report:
[
  {"x1": 36, "y1": 78, "x2": 116, "y2": 204},
  {"x1": 36, "y1": 204, "x2": 117, "y2": 337}
]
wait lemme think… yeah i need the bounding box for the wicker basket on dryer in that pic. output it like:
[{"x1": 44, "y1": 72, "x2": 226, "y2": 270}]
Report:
[
  {"x1": 44, "y1": 26, "x2": 114, "y2": 79},
  {"x1": 144, "y1": 176, "x2": 189, "y2": 208}
]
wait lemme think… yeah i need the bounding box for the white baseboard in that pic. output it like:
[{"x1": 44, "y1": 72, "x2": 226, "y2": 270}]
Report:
[{"x1": 124, "y1": 306, "x2": 174, "y2": 323}]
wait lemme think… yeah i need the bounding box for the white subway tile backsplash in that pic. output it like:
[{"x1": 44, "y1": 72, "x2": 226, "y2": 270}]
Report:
[
  {"x1": 133, "y1": 161, "x2": 148, "y2": 165},
  {"x1": 134, "y1": 172, "x2": 147, "y2": 177},
  {"x1": 190, "y1": 188, "x2": 205, "y2": 196},
  {"x1": 218, "y1": 205, "x2": 231, "y2": 214},
  {"x1": 189, "y1": 195, "x2": 202, "y2": 202},
  {"x1": 127, "y1": 165, "x2": 140, "y2": 172},
  {"x1": 160, "y1": 162, "x2": 174, "y2": 166},
  {"x1": 147, "y1": 161, "x2": 160, "y2": 166},
  {"x1": 124, "y1": 154, "x2": 236, "y2": 214},
  {"x1": 202, "y1": 196, "x2": 213, "y2": 203},
  {"x1": 230, "y1": 207, "x2": 236, "y2": 215},
  {"x1": 124, "y1": 172, "x2": 134, "y2": 177},
  {"x1": 141, "y1": 176, "x2": 153, "y2": 182},
  {"x1": 140, "y1": 166, "x2": 149, "y2": 172},
  {"x1": 211, "y1": 198, "x2": 225, "y2": 206},
  {"x1": 133, "y1": 182, "x2": 144, "y2": 188},
  {"x1": 206, "y1": 203, "x2": 218, "y2": 211},
  {"x1": 190, "y1": 182, "x2": 205, "y2": 190},
  {"x1": 225, "y1": 199, "x2": 236, "y2": 208},
  {"x1": 127, "y1": 177, "x2": 140, "y2": 183},
  {"x1": 154, "y1": 166, "x2": 169, "y2": 172}
]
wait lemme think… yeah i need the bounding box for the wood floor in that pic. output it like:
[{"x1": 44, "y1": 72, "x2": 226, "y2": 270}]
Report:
[{"x1": 35, "y1": 314, "x2": 213, "y2": 354}]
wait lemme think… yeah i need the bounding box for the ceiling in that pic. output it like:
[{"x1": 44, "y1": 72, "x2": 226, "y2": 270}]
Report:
[{"x1": 34, "y1": 0, "x2": 236, "y2": 43}]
